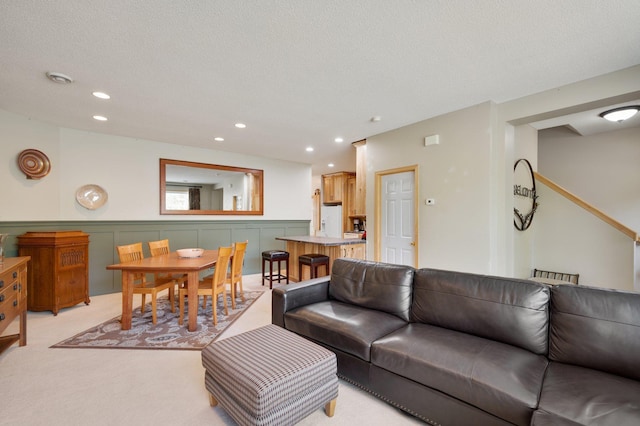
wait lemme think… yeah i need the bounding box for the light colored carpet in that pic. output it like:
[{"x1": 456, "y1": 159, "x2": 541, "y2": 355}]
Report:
[{"x1": 0, "y1": 274, "x2": 422, "y2": 426}]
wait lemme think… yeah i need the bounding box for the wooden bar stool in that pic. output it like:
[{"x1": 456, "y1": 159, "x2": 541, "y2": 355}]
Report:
[
  {"x1": 262, "y1": 250, "x2": 289, "y2": 289},
  {"x1": 298, "y1": 254, "x2": 330, "y2": 280}
]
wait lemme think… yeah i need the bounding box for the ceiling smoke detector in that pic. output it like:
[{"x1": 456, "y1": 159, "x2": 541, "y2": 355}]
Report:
[{"x1": 46, "y1": 72, "x2": 74, "y2": 84}]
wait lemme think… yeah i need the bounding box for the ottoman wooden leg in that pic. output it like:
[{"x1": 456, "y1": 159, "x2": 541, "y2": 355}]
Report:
[
  {"x1": 325, "y1": 398, "x2": 337, "y2": 417},
  {"x1": 209, "y1": 392, "x2": 219, "y2": 407}
]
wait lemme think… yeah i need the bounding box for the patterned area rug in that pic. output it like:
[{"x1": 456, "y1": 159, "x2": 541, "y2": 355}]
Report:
[{"x1": 51, "y1": 291, "x2": 264, "y2": 350}]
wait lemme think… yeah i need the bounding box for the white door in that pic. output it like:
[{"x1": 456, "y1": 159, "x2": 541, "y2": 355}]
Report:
[{"x1": 380, "y1": 170, "x2": 416, "y2": 266}]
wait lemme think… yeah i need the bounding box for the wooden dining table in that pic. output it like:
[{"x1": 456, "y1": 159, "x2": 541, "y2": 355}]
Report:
[{"x1": 106, "y1": 249, "x2": 220, "y2": 332}]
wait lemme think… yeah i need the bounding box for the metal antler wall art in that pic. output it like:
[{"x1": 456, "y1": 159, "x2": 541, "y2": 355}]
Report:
[{"x1": 513, "y1": 158, "x2": 539, "y2": 231}]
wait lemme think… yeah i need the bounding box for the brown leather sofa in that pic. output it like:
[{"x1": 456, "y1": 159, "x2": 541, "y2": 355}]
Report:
[{"x1": 272, "y1": 258, "x2": 640, "y2": 425}]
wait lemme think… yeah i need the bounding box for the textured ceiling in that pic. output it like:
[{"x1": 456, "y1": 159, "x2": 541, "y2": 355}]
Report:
[{"x1": 1, "y1": 1, "x2": 639, "y2": 175}]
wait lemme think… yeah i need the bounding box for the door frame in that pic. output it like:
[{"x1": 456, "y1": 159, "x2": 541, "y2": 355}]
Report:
[{"x1": 374, "y1": 165, "x2": 419, "y2": 266}]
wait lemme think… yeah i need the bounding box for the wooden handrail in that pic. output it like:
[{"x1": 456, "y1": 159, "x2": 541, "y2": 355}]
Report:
[{"x1": 534, "y1": 172, "x2": 640, "y2": 242}]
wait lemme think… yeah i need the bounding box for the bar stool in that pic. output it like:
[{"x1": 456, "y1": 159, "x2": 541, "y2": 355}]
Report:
[
  {"x1": 298, "y1": 254, "x2": 330, "y2": 280},
  {"x1": 262, "y1": 250, "x2": 289, "y2": 289}
]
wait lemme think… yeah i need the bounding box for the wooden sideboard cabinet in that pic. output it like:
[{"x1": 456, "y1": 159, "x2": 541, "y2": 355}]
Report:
[
  {"x1": 18, "y1": 231, "x2": 90, "y2": 315},
  {"x1": 0, "y1": 256, "x2": 29, "y2": 355}
]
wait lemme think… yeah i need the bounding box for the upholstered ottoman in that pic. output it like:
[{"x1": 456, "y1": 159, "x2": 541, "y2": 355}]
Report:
[{"x1": 201, "y1": 324, "x2": 338, "y2": 426}]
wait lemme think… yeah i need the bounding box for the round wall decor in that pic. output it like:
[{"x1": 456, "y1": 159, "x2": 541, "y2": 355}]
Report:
[
  {"x1": 18, "y1": 149, "x2": 51, "y2": 179},
  {"x1": 76, "y1": 184, "x2": 108, "y2": 210},
  {"x1": 513, "y1": 158, "x2": 538, "y2": 231}
]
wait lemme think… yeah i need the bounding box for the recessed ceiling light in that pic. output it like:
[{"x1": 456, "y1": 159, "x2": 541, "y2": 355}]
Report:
[
  {"x1": 334, "y1": 137, "x2": 344, "y2": 143},
  {"x1": 46, "y1": 72, "x2": 73, "y2": 84},
  {"x1": 328, "y1": 163, "x2": 334, "y2": 167},
  {"x1": 214, "y1": 137, "x2": 224, "y2": 142},
  {"x1": 599, "y1": 106, "x2": 640, "y2": 123},
  {"x1": 93, "y1": 115, "x2": 108, "y2": 121},
  {"x1": 235, "y1": 123, "x2": 246, "y2": 129},
  {"x1": 306, "y1": 147, "x2": 314, "y2": 152},
  {"x1": 370, "y1": 116, "x2": 382, "y2": 122},
  {"x1": 92, "y1": 91, "x2": 110, "y2": 99}
]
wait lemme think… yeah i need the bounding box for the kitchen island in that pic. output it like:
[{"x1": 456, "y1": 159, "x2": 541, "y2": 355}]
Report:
[{"x1": 275, "y1": 235, "x2": 366, "y2": 281}]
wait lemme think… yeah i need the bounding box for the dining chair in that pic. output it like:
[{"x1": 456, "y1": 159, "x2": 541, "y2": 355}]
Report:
[
  {"x1": 148, "y1": 239, "x2": 188, "y2": 290},
  {"x1": 179, "y1": 246, "x2": 233, "y2": 326},
  {"x1": 116, "y1": 242, "x2": 177, "y2": 324},
  {"x1": 226, "y1": 240, "x2": 248, "y2": 309}
]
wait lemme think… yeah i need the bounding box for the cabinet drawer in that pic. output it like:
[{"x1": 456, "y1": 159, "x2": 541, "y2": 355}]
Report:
[
  {"x1": 0, "y1": 292, "x2": 20, "y2": 328},
  {"x1": 0, "y1": 270, "x2": 20, "y2": 301},
  {"x1": 0, "y1": 268, "x2": 19, "y2": 289}
]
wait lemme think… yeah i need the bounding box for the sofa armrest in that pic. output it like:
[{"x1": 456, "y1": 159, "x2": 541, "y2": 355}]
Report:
[{"x1": 271, "y1": 277, "x2": 331, "y2": 327}]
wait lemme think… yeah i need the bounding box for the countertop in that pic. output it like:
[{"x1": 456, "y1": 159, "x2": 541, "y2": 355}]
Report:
[{"x1": 276, "y1": 235, "x2": 366, "y2": 246}]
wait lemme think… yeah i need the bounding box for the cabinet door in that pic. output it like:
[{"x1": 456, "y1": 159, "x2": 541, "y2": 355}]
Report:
[
  {"x1": 340, "y1": 244, "x2": 365, "y2": 260},
  {"x1": 332, "y1": 174, "x2": 344, "y2": 203},
  {"x1": 323, "y1": 174, "x2": 345, "y2": 204},
  {"x1": 322, "y1": 175, "x2": 335, "y2": 203},
  {"x1": 58, "y1": 268, "x2": 87, "y2": 306},
  {"x1": 347, "y1": 176, "x2": 356, "y2": 216}
]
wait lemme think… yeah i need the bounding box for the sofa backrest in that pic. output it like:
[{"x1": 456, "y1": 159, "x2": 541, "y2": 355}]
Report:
[
  {"x1": 550, "y1": 284, "x2": 640, "y2": 380},
  {"x1": 412, "y1": 268, "x2": 551, "y2": 355},
  {"x1": 329, "y1": 258, "x2": 414, "y2": 322}
]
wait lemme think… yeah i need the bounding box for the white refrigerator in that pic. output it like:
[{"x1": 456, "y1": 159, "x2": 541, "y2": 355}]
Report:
[{"x1": 318, "y1": 205, "x2": 342, "y2": 238}]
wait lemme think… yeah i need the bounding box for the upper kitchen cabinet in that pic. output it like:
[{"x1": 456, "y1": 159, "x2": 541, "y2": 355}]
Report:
[{"x1": 322, "y1": 172, "x2": 354, "y2": 205}]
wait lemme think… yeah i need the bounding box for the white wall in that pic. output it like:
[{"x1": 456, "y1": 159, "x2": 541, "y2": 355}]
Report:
[
  {"x1": 367, "y1": 102, "x2": 494, "y2": 274},
  {"x1": 363, "y1": 65, "x2": 640, "y2": 285},
  {"x1": 534, "y1": 181, "x2": 635, "y2": 291},
  {"x1": 512, "y1": 124, "x2": 538, "y2": 279},
  {"x1": 538, "y1": 126, "x2": 640, "y2": 232},
  {"x1": 1, "y1": 109, "x2": 312, "y2": 221}
]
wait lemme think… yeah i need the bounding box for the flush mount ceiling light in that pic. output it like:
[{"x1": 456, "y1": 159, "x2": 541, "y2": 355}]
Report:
[
  {"x1": 334, "y1": 137, "x2": 343, "y2": 143},
  {"x1": 214, "y1": 137, "x2": 224, "y2": 142},
  {"x1": 306, "y1": 147, "x2": 314, "y2": 152},
  {"x1": 235, "y1": 123, "x2": 246, "y2": 129},
  {"x1": 92, "y1": 115, "x2": 108, "y2": 121},
  {"x1": 598, "y1": 106, "x2": 640, "y2": 123},
  {"x1": 92, "y1": 91, "x2": 110, "y2": 99},
  {"x1": 46, "y1": 72, "x2": 73, "y2": 84}
]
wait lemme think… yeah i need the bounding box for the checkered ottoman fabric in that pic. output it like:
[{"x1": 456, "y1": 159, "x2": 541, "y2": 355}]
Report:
[{"x1": 202, "y1": 324, "x2": 338, "y2": 426}]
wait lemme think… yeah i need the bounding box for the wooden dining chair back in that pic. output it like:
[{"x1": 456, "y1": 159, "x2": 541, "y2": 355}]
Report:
[
  {"x1": 179, "y1": 246, "x2": 233, "y2": 326},
  {"x1": 116, "y1": 242, "x2": 177, "y2": 324},
  {"x1": 226, "y1": 240, "x2": 248, "y2": 309},
  {"x1": 148, "y1": 239, "x2": 188, "y2": 289}
]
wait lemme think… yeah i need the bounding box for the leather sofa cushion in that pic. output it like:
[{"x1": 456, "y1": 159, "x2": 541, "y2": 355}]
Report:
[
  {"x1": 532, "y1": 362, "x2": 640, "y2": 426},
  {"x1": 284, "y1": 300, "x2": 407, "y2": 362},
  {"x1": 550, "y1": 284, "x2": 640, "y2": 381},
  {"x1": 411, "y1": 268, "x2": 550, "y2": 355},
  {"x1": 329, "y1": 259, "x2": 414, "y2": 322},
  {"x1": 372, "y1": 323, "x2": 548, "y2": 426}
]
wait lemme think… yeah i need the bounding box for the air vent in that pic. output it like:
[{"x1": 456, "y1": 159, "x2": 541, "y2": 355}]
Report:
[{"x1": 46, "y1": 72, "x2": 73, "y2": 84}]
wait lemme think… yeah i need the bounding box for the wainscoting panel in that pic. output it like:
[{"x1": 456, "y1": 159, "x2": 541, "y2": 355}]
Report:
[{"x1": 0, "y1": 220, "x2": 309, "y2": 297}]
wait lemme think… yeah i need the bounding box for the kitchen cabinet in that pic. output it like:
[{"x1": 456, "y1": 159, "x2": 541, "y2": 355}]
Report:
[
  {"x1": 0, "y1": 256, "x2": 29, "y2": 354},
  {"x1": 322, "y1": 173, "x2": 347, "y2": 204},
  {"x1": 340, "y1": 244, "x2": 365, "y2": 260},
  {"x1": 353, "y1": 140, "x2": 367, "y2": 216},
  {"x1": 276, "y1": 236, "x2": 365, "y2": 282},
  {"x1": 322, "y1": 171, "x2": 356, "y2": 236},
  {"x1": 18, "y1": 231, "x2": 90, "y2": 315},
  {"x1": 346, "y1": 175, "x2": 356, "y2": 217}
]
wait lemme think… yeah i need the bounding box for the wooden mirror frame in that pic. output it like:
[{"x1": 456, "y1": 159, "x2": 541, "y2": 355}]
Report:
[{"x1": 160, "y1": 158, "x2": 264, "y2": 215}]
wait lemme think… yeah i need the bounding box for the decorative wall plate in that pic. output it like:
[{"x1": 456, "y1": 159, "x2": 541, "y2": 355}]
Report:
[
  {"x1": 18, "y1": 149, "x2": 51, "y2": 179},
  {"x1": 76, "y1": 184, "x2": 108, "y2": 210}
]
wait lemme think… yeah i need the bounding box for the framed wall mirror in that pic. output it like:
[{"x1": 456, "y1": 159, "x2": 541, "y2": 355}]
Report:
[{"x1": 160, "y1": 158, "x2": 263, "y2": 215}]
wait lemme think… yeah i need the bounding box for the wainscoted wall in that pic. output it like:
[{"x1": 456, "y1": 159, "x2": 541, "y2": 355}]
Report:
[{"x1": 1, "y1": 220, "x2": 309, "y2": 296}]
